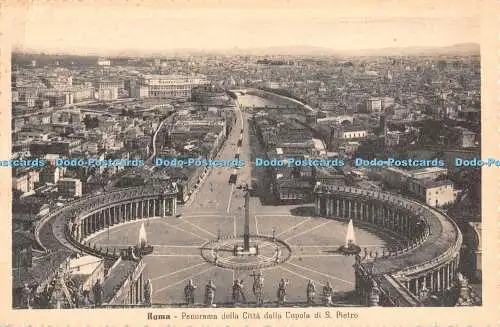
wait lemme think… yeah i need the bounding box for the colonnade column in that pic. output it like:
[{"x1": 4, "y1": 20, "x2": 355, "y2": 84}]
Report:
[
  {"x1": 442, "y1": 266, "x2": 447, "y2": 290},
  {"x1": 162, "y1": 197, "x2": 166, "y2": 218},
  {"x1": 130, "y1": 283, "x2": 134, "y2": 305},
  {"x1": 437, "y1": 268, "x2": 441, "y2": 292},
  {"x1": 451, "y1": 261, "x2": 456, "y2": 284},
  {"x1": 446, "y1": 264, "x2": 450, "y2": 290},
  {"x1": 139, "y1": 273, "x2": 143, "y2": 303},
  {"x1": 445, "y1": 265, "x2": 449, "y2": 290},
  {"x1": 76, "y1": 223, "x2": 81, "y2": 241},
  {"x1": 449, "y1": 262, "x2": 454, "y2": 285}
]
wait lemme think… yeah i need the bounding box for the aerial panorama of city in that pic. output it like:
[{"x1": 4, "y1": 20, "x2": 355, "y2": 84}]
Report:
[{"x1": 11, "y1": 45, "x2": 482, "y2": 309}]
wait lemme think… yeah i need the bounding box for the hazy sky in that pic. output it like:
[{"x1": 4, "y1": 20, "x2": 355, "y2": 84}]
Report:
[{"x1": 7, "y1": 1, "x2": 480, "y2": 54}]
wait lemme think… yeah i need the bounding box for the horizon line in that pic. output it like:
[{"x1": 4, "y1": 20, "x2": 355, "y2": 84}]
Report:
[{"x1": 12, "y1": 42, "x2": 480, "y2": 58}]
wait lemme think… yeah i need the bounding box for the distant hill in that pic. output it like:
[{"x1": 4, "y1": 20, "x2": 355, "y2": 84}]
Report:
[
  {"x1": 196, "y1": 43, "x2": 480, "y2": 57},
  {"x1": 337, "y1": 43, "x2": 480, "y2": 57},
  {"x1": 12, "y1": 43, "x2": 480, "y2": 59},
  {"x1": 225, "y1": 45, "x2": 338, "y2": 56}
]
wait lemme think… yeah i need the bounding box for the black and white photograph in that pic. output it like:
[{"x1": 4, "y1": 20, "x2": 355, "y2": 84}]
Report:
[{"x1": 3, "y1": 0, "x2": 496, "y2": 325}]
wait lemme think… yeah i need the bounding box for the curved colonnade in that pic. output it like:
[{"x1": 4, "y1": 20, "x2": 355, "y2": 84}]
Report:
[
  {"x1": 314, "y1": 184, "x2": 462, "y2": 306},
  {"x1": 36, "y1": 185, "x2": 178, "y2": 259}
]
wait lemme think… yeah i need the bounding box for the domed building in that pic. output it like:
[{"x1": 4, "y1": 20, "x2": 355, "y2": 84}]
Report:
[{"x1": 191, "y1": 84, "x2": 230, "y2": 105}]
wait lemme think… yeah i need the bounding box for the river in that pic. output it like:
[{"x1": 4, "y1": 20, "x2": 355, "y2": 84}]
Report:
[{"x1": 236, "y1": 94, "x2": 280, "y2": 108}]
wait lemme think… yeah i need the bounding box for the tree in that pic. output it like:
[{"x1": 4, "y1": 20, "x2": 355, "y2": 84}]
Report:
[
  {"x1": 12, "y1": 188, "x2": 23, "y2": 202},
  {"x1": 83, "y1": 116, "x2": 99, "y2": 129}
]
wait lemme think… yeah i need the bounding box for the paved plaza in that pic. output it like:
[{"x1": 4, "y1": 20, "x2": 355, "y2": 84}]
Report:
[
  {"x1": 90, "y1": 213, "x2": 387, "y2": 305},
  {"x1": 88, "y1": 108, "x2": 390, "y2": 306}
]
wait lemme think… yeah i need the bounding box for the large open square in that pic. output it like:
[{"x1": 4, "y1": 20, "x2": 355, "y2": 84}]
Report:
[{"x1": 89, "y1": 213, "x2": 388, "y2": 305}]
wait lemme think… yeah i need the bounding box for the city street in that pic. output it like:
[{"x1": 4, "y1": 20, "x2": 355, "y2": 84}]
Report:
[
  {"x1": 10, "y1": 2, "x2": 484, "y2": 315},
  {"x1": 90, "y1": 98, "x2": 388, "y2": 305}
]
